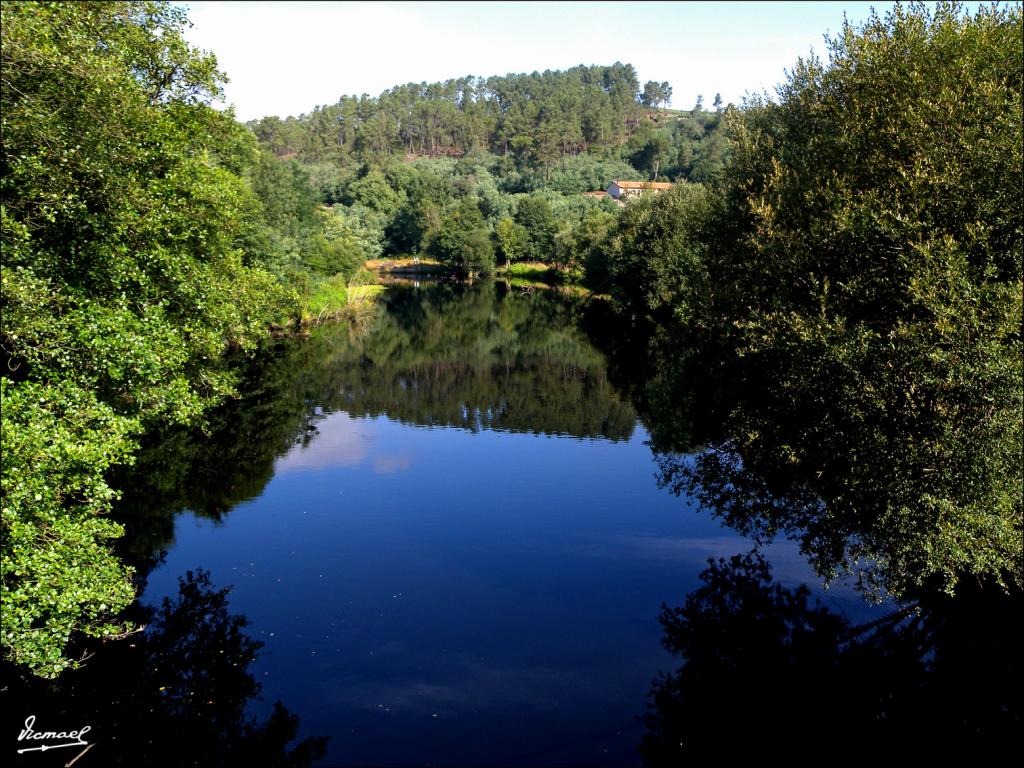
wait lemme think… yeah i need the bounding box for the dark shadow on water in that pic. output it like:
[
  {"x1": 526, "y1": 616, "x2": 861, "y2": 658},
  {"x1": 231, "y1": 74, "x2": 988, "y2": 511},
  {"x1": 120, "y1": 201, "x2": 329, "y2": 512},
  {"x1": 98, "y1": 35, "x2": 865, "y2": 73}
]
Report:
[
  {"x1": 3, "y1": 570, "x2": 327, "y2": 767},
  {"x1": 641, "y1": 551, "x2": 1022, "y2": 763},
  {"x1": 580, "y1": 311, "x2": 1023, "y2": 760}
]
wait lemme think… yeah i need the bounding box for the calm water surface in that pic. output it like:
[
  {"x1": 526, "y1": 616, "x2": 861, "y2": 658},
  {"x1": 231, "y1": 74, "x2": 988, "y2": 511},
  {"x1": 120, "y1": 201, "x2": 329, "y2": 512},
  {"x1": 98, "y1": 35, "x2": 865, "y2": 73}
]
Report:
[
  {"x1": 10, "y1": 282, "x2": 924, "y2": 767},
  {"x1": 121, "y1": 284, "x2": 871, "y2": 766},
  {"x1": 5, "y1": 282, "x2": 1016, "y2": 766}
]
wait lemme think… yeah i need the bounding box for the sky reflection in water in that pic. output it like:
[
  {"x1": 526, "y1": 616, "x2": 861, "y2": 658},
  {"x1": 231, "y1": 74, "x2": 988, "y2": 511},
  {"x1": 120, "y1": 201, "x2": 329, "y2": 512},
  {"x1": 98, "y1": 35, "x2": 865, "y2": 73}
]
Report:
[{"x1": 137, "y1": 285, "x2": 874, "y2": 766}]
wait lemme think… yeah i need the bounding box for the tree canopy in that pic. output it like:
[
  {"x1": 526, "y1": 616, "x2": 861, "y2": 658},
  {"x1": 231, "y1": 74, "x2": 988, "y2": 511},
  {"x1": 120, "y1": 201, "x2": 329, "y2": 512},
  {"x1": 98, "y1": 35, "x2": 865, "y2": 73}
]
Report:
[
  {"x1": 1, "y1": 1, "x2": 318, "y2": 675},
  {"x1": 602, "y1": 1, "x2": 1023, "y2": 599},
  {"x1": 249, "y1": 64, "x2": 644, "y2": 168}
]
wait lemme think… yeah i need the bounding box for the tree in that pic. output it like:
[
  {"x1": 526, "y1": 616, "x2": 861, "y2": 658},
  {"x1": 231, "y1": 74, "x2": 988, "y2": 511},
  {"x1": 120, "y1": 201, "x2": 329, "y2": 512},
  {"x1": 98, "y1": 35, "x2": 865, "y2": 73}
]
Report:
[
  {"x1": 430, "y1": 199, "x2": 494, "y2": 274},
  {"x1": 641, "y1": 81, "x2": 659, "y2": 108},
  {"x1": 688, "y1": 128, "x2": 729, "y2": 183},
  {"x1": 551, "y1": 207, "x2": 618, "y2": 280},
  {"x1": 641, "y1": 81, "x2": 673, "y2": 109},
  {"x1": 604, "y1": 183, "x2": 716, "y2": 315},
  {"x1": 346, "y1": 170, "x2": 403, "y2": 218},
  {"x1": 1, "y1": 1, "x2": 289, "y2": 675},
  {"x1": 598, "y1": 2, "x2": 1022, "y2": 599},
  {"x1": 658, "y1": 81, "x2": 673, "y2": 108},
  {"x1": 690, "y1": 1, "x2": 1022, "y2": 598},
  {"x1": 495, "y1": 217, "x2": 530, "y2": 266},
  {"x1": 630, "y1": 131, "x2": 673, "y2": 180},
  {"x1": 513, "y1": 194, "x2": 558, "y2": 262}
]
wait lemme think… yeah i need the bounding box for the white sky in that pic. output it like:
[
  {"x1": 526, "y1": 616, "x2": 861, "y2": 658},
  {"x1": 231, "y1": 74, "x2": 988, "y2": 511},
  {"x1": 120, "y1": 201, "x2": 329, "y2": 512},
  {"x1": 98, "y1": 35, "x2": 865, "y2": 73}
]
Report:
[{"x1": 180, "y1": 1, "x2": 982, "y2": 121}]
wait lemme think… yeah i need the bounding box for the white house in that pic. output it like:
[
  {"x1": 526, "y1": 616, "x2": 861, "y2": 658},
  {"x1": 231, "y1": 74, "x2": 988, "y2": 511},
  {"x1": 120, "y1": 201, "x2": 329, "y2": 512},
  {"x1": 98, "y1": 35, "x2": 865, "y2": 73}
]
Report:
[{"x1": 607, "y1": 180, "x2": 674, "y2": 200}]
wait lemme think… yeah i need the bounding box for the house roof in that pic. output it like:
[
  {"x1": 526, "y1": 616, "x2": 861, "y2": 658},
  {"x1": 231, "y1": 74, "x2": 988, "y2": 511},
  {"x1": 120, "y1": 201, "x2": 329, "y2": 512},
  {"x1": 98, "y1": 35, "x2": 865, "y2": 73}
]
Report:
[{"x1": 611, "y1": 180, "x2": 674, "y2": 190}]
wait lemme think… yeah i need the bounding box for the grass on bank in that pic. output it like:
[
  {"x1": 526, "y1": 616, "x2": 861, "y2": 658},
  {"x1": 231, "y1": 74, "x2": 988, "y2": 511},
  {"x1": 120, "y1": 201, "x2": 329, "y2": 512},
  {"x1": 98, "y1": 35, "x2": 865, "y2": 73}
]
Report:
[
  {"x1": 501, "y1": 277, "x2": 610, "y2": 301},
  {"x1": 364, "y1": 257, "x2": 445, "y2": 272},
  {"x1": 300, "y1": 273, "x2": 385, "y2": 326},
  {"x1": 366, "y1": 257, "x2": 589, "y2": 286},
  {"x1": 497, "y1": 261, "x2": 556, "y2": 280}
]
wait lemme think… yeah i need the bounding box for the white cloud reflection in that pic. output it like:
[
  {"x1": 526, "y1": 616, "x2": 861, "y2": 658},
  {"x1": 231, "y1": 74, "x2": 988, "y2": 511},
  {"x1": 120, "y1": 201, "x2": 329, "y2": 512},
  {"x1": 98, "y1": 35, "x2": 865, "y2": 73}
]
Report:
[{"x1": 274, "y1": 412, "x2": 413, "y2": 475}]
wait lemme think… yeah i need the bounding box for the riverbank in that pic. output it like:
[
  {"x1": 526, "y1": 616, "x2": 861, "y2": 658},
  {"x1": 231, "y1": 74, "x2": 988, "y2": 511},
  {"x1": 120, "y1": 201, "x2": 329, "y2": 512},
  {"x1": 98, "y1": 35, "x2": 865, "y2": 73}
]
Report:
[
  {"x1": 364, "y1": 257, "x2": 447, "y2": 276},
  {"x1": 367, "y1": 257, "x2": 579, "y2": 284},
  {"x1": 300, "y1": 275, "x2": 386, "y2": 327}
]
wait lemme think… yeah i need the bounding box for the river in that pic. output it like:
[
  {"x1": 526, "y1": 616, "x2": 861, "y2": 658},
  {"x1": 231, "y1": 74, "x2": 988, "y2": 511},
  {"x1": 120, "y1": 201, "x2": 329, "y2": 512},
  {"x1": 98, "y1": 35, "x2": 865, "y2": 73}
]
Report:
[{"x1": 8, "y1": 282, "x2": 1016, "y2": 766}]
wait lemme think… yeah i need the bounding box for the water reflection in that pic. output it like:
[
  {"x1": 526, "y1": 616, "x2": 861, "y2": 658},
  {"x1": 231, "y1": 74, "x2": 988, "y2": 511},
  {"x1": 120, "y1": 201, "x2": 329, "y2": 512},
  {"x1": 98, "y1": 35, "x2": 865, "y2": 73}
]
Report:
[
  {"x1": 111, "y1": 282, "x2": 636, "y2": 567},
  {"x1": 274, "y1": 413, "x2": 383, "y2": 474},
  {"x1": 93, "y1": 283, "x2": 660, "y2": 765},
  {"x1": 5, "y1": 570, "x2": 327, "y2": 767},
  {"x1": 642, "y1": 552, "x2": 1021, "y2": 762},
  {"x1": 594, "y1": 311, "x2": 1023, "y2": 758},
  {"x1": 594, "y1": 308, "x2": 1021, "y2": 600},
  {"x1": 33, "y1": 281, "x2": 1014, "y2": 764},
  {"x1": 334, "y1": 283, "x2": 635, "y2": 439}
]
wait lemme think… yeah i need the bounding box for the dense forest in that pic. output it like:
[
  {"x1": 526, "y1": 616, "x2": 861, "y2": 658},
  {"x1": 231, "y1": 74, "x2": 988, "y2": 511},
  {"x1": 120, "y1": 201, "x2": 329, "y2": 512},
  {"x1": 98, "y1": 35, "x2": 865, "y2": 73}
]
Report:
[
  {"x1": 250, "y1": 64, "x2": 644, "y2": 163},
  {"x1": 2, "y1": 0, "x2": 1021, "y2": 705},
  {"x1": 240, "y1": 64, "x2": 730, "y2": 278},
  {"x1": 246, "y1": 64, "x2": 725, "y2": 178}
]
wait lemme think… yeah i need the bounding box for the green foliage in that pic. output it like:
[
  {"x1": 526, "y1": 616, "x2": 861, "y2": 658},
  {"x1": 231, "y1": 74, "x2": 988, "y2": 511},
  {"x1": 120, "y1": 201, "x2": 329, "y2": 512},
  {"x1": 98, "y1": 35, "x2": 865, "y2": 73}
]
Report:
[
  {"x1": 513, "y1": 194, "x2": 559, "y2": 262},
  {"x1": 613, "y1": 1, "x2": 1022, "y2": 599},
  {"x1": 247, "y1": 63, "x2": 643, "y2": 169},
  {"x1": 306, "y1": 206, "x2": 381, "y2": 278},
  {"x1": 0, "y1": 1, "x2": 308, "y2": 675},
  {"x1": 495, "y1": 217, "x2": 530, "y2": 265},
  {"x1": 555, "y1": 207, "x2": 619, "y2": 281},
  {"x1": 603, "y1": 183, "x2": 717, "y2": 313},
  {"x1": 640, "y1": 80, "x2": 673, "y2": 109},
  {"x1": 346, "y1": 170, "x2": 404, "y2": 217},
  {"x1": 499, "y1": 154, "x2": 642, "y2": 194},
  {"x1": 501, "y1": 262, "x2": 553, "y2": 280},
  {"x1": 250, "y1": 151, "x2": 319, "y2": 237},
  {"x1": 245, "y1": 152, "x2": 366, "y2": 287},
  {"x1": 430, "y1": 199, "x2": 495, "y2": 274},
  {"x1": 248, "y1": 105, "x2": 641, "y2": 274},
  {"x1": 629, "y1": 130, "x2": 673, "y2": 180},
  {"x1": 1, "y1": 379, "x2": 137, "y2": 676},
  {"x1": 666, "y1": 108, "x2": 730, "y2": 183},
  {"x1": 712, "y1": 1, "x2": 1022, "y2": 596},
  {"x1": 300, "y1": 274, "x2": 349, "y2": 325}
]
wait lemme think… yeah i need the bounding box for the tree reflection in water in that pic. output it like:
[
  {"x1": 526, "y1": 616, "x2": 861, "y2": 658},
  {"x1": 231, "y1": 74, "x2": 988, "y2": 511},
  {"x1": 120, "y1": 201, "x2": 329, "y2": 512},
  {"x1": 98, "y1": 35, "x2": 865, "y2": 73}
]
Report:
[
  {"x1": 5, "y1": 570, "x2": 327, "y2": 767},
  {"x1": 110, "y1": 281, "x2": 636, "y2": 568},
  {"x1": 10, "y1": 281, "x2": 1014, "y2": 763},
  {"x1": 588, "y1": 309, "x2": 1022, "y2": 759},
  {"x1": 642, "y1": 552, "x2": 1021, "y2": 762}
]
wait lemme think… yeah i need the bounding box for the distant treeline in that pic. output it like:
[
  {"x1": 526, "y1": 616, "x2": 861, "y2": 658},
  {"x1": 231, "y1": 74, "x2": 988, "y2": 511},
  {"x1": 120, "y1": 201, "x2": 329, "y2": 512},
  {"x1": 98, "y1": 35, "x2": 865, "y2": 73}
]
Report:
[
  {"x1": 246, "y1": 65, "x2": 729, "y2": 183},
  {"x1": 250, "y1": 64, "x2": 642, "y2": 164}
]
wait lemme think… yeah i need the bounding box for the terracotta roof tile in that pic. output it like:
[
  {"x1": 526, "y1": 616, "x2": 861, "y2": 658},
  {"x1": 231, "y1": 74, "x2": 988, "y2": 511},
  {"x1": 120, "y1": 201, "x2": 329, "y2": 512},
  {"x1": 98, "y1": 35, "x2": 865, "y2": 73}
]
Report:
[{"x1": 611, "y1": 180, "x2": 674, "y2": 190}]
